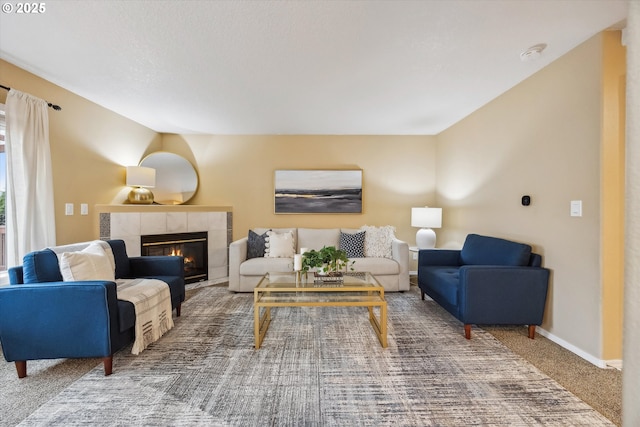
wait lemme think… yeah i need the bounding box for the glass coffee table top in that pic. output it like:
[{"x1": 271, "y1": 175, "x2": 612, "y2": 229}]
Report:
[
  {"x1": 256, "y1": 271, "x2": 383, "y2": 291},
  {"x1": 253, "y1": 271, "x2": 387, "y2": 349}
]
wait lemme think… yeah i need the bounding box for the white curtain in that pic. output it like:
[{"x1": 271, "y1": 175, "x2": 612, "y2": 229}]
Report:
[{"x1": 5, "y1": 89, "x2": 56, "y2": 267}]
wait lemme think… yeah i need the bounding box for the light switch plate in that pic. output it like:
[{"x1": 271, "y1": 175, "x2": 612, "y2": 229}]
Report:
[
  {"x1": 80, "y1": 203, "x2": 89, "y2": 215},
  {"x1": 570, "y1": 200, "x2": 582, "y2": 217},
  {"x1": 65, "y1": 203, "x2": 74, "y2": 216}
]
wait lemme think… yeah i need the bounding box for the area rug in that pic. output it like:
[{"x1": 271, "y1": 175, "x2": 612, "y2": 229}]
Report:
[{"x1": 18, "y1": 285, "x2": 613, "y2": 426}]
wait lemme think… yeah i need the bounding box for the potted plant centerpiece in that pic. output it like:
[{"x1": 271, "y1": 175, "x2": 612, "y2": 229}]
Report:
[{"x1": 301, "y1": 246, "x2": 355, "y2": 278}]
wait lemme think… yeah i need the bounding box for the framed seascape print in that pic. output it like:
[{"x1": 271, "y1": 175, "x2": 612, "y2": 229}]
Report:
[{"x1": 274, "y1": 169, "x2": 363, "y2": 214}]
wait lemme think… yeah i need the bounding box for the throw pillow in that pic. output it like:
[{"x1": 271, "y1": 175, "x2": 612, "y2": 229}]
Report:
[
  {"x1": 265, "y1": 230, "x2": 295, "y2": 258},
  {"x1": 360, "y1": 225, "x2": 396, "y2": 258},
  {"x1": 59, "y1": 243, "x2": 116, "y2": 281},
  {"x1": 88, "y1": 240, "x2": 116, "y2": 272},
  {"x1": 247, "y1": 230, "x2": 268, "y2": 259},
  {"x1": 339, "y1": 231, "x2": 366, "y2": 258}
]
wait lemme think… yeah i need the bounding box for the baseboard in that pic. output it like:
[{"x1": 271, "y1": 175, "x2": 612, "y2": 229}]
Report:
[
  {"x1": 536, "y1": 327, "x2": 622, "y2": 370},
  {"x1": 605, "y1": 359, "x2": 623, "y2": 370}
]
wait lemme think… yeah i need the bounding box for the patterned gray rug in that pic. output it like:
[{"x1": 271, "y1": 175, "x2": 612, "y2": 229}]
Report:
[{"x1": 18, "y1": 284, "x2": 612, "y2": 426}]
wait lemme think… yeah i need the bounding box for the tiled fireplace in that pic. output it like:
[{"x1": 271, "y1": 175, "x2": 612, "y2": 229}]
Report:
[{"x1": 97, "y1": 205, "x2": 232, "y2": 282}]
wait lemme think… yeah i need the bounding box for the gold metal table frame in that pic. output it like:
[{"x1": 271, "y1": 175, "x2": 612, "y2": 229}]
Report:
[{"x1": 253, "y1": 272, "x2": 388, "y2": 349}]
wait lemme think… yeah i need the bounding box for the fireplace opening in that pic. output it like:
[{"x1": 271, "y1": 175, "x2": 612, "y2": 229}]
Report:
[{"x1": 141, "y1": 232, "x2": 208, "y2": 284}]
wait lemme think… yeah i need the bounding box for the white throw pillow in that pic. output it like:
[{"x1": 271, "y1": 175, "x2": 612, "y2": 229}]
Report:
[
  {"x1": 265, "y1": 230, "x2": 295, "y2": 258},
  {"x1": 360, "y1": 225, "x2": 396, "y2": 259},
  {"x1": 83, "y1": 241, "x2": 116, "y2": 272},
  {"x1": 60, "y1": 242, "x2": 116, "y2": 281},
  {"x1": 92, "y1": 240, "x2": 116, "y2": 273}
]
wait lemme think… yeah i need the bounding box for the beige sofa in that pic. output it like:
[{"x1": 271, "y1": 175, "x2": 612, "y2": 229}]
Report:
[{"x1": 229, "y1": 227, "x2": 410, "y2": 292}]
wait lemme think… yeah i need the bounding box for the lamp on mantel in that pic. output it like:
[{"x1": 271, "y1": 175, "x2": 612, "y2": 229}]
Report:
[
  {"x1": 411, "y1": 207, "x2": 442, "y2": 249},
  {"x1": 126, "y1": 166, "x2": 156, "y2": 204}
]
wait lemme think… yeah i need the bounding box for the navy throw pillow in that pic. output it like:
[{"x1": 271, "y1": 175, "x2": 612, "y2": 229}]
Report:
[
  {"x1": 339, "y1": 231, "x2": 366, "y2": 258},
  {"x1": 247, "y1": 230, "x2": 268, "y2": 259}
]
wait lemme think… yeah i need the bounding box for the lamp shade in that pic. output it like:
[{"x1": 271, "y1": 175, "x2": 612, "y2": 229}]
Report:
[
  {"x1": 126, "y1": 166, "x2": 156, "y2": 188},
  {"x1": 411, "y1": 207, "x2": 442, "y2": 228}
]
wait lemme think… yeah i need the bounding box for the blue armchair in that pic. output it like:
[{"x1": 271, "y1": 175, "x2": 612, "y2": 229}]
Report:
[
  {"x1": 417, "y1": 234, "x2": 550, "y2": 339},
  {"x1": 0, "y1": 239, "x2": 185, "y2": 378}
]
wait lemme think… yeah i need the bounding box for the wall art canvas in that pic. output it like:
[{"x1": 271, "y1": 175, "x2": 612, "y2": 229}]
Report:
[{"x1": 274, "y1": 170, "x2": 363, "y2": 214}]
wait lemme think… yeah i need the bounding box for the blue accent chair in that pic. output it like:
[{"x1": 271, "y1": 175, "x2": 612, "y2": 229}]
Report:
[
  {"x1": 0, "y1": 240, "x2": 185, "y2": 378},
  {"x1": 417, "y1": 234, "x2": 550, "y2": 339}
]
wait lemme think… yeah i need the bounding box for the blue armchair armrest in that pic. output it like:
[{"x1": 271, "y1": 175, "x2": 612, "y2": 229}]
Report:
[
  {"x1": 0, "y1": 281, "x2": 127, "y2": 377},
  {"x1": 418, "y1": 249, "x2": 461, "y2": 266},
  {"x1": 458, "y1": 265, "x2": 550, "y2": 328},
  {"x1": 8, "y1": 266, "x2": 24, "y2": 284}
]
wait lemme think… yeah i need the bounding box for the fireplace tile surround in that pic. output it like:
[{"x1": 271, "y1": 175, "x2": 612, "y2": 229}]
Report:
[{"x1": 97, "y1": 205, "x2": 232, "y2": 282}]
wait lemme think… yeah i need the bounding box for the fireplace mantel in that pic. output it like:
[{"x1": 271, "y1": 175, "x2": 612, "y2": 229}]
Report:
[
  {"x1": 96, "y1": 205, "x2": 232, "y2": 282},
  {"x1": 95, "y1": 204, "x2": 232, "y2": 213}
]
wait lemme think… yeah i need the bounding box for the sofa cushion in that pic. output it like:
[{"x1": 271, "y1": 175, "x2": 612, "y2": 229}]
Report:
[
  {"x1": 298, "y1": 228, "x2": 340, "y2": 251},
  {"x1": 265, "y1": 230, "x2": 296, "y2": 258},
  {"x1": 460, "y1": 234, "x2": 532, "y2": 266},
  {"x1": 59, "y1": 243, "x2": 115, "y2": 281},
  {"x1": 247, "y1": 230, "x2": 268, "y2": 259},
  {"x1": 23, "y1": 249, "x2": 63, "y2": 283},
  {"x1": 420, "y1": 267, "x2": 460, "y2": 306},
  {"x1": 360, "y1": 225, "x2": 395, "y2": 258},
  {"x1": 339, "y1": 231, "x2": 365, "y2": 258},
  {"x1": 240, "y1": 257, "x2": 294, "y2": 275},
  {"x1": 349, "y1": 257, "x2": 399, "y2": 275}
]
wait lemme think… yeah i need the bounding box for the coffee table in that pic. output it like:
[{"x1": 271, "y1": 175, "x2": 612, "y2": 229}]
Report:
[{"x1": 253, "y1": 271, "x2": 387, "y2": 349}]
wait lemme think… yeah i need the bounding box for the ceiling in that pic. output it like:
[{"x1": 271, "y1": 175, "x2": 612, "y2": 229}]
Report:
[{"x1": 0, "y1": 0, "x2": 628, "y2": 135}]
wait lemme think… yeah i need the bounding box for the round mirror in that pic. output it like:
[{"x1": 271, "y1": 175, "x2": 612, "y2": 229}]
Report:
[{"x1": 140, "y1": 152, "x2": 198, "y2": 205}]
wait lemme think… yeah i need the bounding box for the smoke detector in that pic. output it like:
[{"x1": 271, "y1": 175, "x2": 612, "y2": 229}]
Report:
[{"x1": 520, "y1": 43, "x2": 547, "y2": 62}]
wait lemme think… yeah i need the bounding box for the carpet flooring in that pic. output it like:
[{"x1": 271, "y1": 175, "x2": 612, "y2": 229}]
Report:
[
  {"x1": 483, "y1": 326, "x2": 622, "y2": 426},
  {"x1": 2, "y1": 283, "x2": 615, "y2": 426}
]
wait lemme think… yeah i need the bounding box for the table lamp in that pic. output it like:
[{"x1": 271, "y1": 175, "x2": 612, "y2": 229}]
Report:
[
  {"x1": 411, "y1": 207, "x2": 442, "y2": 249},
  {"x1": 126, "y1": 166, "x2": 156, "y2": 204}
]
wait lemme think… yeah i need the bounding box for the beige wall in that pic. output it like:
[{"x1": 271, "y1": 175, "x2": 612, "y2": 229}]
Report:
[
  {"x1": 161, "y1": 134, "x2": 437, "y2": 244},
  {"x1": 0, "y1": 60, "x2": 161, "y2": 244},
  {"x1": 436, "y1": 33, "x2": 617, "y2": 361}
]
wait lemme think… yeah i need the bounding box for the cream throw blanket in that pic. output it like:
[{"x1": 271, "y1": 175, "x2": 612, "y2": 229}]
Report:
[{"x1": 117, "y1": 279, "x2": 174, "y2": 355}]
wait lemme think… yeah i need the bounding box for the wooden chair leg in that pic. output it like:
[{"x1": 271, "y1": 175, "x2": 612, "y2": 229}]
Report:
[
  {"x1": 176, "y1": 303, "x2": 181, "y2": 317},
  {"x1": 15, "y1": 361, "x2": 27, "y2": 378},
  {"x1": 464, "y1": 324, "x2": 471, "y2": 339},
  {"x1": 103, "y1": 356, "x2": 113, "y2": 376},
  {"x1": 528, "y1": 325, "x2": 536, "y2": 339}
]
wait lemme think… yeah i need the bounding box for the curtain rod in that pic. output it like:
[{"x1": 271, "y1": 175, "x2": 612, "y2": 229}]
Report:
[{"x1": 0, "y1": 84, "x2": 62, "y2": 111}]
